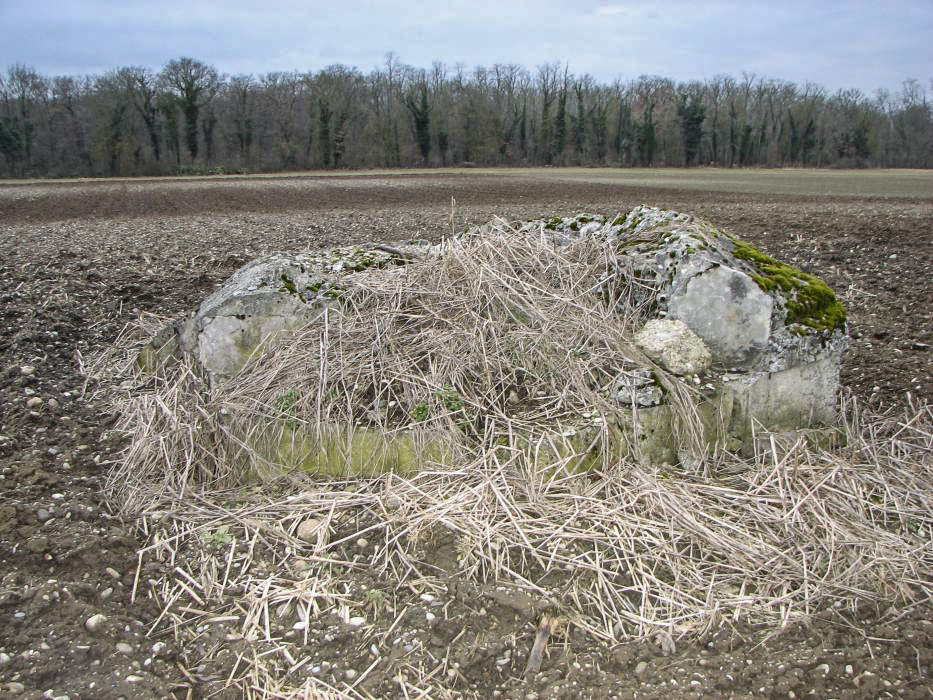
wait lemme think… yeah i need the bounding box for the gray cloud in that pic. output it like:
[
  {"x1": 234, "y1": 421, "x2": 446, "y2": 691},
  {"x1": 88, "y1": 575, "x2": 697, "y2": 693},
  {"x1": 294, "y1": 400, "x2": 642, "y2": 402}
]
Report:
[{"x1": 1, "y1": 0, "x2": 930, "y2": 93}]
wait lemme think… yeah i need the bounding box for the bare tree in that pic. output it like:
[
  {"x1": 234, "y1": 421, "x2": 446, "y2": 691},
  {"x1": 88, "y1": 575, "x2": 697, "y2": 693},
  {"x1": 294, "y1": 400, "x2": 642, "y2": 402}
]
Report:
[{"x1": 1, "y1": 57, "x2": 929, "y2": 176}]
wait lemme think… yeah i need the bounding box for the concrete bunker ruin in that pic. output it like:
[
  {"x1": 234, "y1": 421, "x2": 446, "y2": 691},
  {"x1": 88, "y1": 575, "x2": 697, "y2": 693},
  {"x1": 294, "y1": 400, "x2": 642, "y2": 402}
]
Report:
[{"x1": 139, "y1": 206, "x2": 847, "y2": 475}]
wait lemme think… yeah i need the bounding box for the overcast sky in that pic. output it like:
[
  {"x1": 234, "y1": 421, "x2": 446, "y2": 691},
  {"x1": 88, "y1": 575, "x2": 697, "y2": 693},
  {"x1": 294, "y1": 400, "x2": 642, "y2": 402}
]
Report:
[{"x1": 1, "y1": 0, "x2": 930, "y2": 94}]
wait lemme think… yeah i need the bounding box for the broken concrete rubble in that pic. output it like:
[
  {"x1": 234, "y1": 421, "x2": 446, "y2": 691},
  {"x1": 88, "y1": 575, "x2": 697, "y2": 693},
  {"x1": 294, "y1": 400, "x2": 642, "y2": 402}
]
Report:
[{"x1": 634, "y1": 319, "x2": 712, "y2": 377}]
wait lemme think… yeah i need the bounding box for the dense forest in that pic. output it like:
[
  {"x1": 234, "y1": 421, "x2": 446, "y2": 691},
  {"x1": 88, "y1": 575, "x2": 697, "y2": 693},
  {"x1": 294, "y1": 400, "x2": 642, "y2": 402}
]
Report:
[{"x1": 1, "y1": 56, "x2": 931, "y2": 178}]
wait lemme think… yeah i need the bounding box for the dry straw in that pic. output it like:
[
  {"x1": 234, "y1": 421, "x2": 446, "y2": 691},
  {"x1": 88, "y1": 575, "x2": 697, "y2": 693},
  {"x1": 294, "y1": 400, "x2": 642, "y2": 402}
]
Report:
[{"x1": 91, "y1": 220, "x2": 932, "y2": 697}]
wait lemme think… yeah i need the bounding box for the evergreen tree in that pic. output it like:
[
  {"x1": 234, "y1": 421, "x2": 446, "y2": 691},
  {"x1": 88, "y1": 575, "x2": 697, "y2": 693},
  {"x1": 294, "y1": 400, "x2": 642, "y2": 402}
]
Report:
[
  {"x1": 614, "y1": 98, "x2": 633, "y2": 164},
  {"x1": 573, "y1": 82, "x2": 586, "y2": 160},
  {"x1": 157, "y1": 93, "x2": 181, "y2": 166},
  {"x1": 553, "y1": 86, "x2": 567, "y2": 160},
  {"x1": 518, "y1": 100, "x2": 527, "y2": 160},
  {"x1": 637, "y1": 105, "x2": 656, "y2": 166},
  {"x1": 318, "y1": 97, "x2": 332, "y2": 167},
  {"x1": 677, "y1": 92, "x2": 706, "y2": 165},
  {"x1": 405, "y1": 80, "x2": 431, "y2": 164}
]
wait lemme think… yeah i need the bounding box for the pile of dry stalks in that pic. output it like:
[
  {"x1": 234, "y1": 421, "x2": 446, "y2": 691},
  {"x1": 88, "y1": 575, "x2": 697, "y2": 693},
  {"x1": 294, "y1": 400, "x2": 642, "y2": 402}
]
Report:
[
  {"x1": 92, "y1": 221, "x2": 932, "y2": 697},
  {"x1": 108, "y1": 220, "x2": 705, "y2": 500}
]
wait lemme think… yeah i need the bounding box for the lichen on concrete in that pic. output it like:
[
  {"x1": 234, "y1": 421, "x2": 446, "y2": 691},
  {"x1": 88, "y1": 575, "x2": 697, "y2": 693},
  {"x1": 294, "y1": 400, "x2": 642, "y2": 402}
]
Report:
[{"x1": 143, "y1": 244, "x2": 412, "y2": 382}]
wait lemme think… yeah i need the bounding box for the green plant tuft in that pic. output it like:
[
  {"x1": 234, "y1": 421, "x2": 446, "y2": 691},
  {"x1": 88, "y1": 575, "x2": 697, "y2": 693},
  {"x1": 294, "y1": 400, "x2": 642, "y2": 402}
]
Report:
[
  {"x1": 437, "y1": 384, "x2": 464, "y2": 413},
  {"x1": 202, "y1": 525, "x2": 233, "y2": 549},
  {"x1": 411, "y1": 402, "x2": 430, "y2": 422}
]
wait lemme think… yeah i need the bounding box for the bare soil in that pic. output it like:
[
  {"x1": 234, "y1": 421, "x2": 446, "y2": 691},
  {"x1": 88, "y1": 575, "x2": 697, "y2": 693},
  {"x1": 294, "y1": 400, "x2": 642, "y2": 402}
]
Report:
[{"x1": 0, "y1": 171, "x2": 930, "y2": 698}]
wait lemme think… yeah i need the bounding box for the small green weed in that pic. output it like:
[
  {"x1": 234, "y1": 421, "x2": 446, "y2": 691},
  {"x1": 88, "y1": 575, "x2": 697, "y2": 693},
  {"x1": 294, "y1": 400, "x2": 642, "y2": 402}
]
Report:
[
  {"x1": 277, "y1": 389, "x2": 300, "y2": 412},
  {"x1": 202, "y1": 525, "x2": 233, "y2": 550},
  {"x1": 364, "y1": 588, "x2": 386, "y2": 611},
  {"x1": 276, "y1": 390, "x2": 301, "y2": 428},
  {"x1": 437, "y1": 384, "x2": 464, "y2": 413}
]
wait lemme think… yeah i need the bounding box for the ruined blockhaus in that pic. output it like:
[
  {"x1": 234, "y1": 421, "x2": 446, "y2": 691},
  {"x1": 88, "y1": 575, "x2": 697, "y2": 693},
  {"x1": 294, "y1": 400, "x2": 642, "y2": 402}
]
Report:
[{"x1": 140, "y1": 206, "x2": 847, "y2": 471}]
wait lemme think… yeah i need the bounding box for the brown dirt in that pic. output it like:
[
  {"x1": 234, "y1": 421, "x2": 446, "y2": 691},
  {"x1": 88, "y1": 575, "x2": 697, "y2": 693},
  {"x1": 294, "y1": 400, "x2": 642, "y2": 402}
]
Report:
[{"x1": 0, "y1": 172, "x2": 930, "y2": 698}]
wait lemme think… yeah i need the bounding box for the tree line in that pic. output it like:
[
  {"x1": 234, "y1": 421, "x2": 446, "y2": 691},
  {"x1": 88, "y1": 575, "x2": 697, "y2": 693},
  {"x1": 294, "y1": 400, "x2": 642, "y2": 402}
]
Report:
[{"x1": 1, "y1": 55, "x2": 931, "y2": 178}]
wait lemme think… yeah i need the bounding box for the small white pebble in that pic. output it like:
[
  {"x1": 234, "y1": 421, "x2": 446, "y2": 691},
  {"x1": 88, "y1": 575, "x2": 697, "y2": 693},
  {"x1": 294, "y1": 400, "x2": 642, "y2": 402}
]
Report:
[
  {"x1": 348, "y1": 616, "x2": 365, "y2": 627},
  {"x1": 84, "y1": 614, "x2": 106, "y2": 633}
]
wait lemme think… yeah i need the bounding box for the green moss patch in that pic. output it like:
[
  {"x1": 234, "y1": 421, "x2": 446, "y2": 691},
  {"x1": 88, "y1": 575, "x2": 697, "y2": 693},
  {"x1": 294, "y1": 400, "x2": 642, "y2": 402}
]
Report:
[
  {"x1": 731, "y1": 238, "x2": 846, "y2": 333},
  {"x1": 278, "y1": 273, "x2": 298, "y2": 295},
  {"x1": 343, "y1": 247, "x2": 389, "y2": 272}
]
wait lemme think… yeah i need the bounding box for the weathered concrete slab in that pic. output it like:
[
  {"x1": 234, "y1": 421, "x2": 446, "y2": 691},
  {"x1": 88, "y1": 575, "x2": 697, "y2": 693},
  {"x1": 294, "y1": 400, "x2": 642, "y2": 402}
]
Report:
[{"x1": 724, "y1": 353, "x2": 844, "y2": 439}]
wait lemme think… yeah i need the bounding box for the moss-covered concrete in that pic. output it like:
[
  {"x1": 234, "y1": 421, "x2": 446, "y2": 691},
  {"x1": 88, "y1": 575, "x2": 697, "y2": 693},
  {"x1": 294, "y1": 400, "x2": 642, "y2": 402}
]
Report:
[
  {"x1": 136, "y1": 325, "x2": 179, "y2": 372},
  {"x1": 253, "y1": 423, "x2": 453, "y2": 477},
  {"x1": 730, "y1": 237, "x2": 846, "y2": 334},
  {"x1": 240, "y1": 397, "x2": 746, "y2": 476}
]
